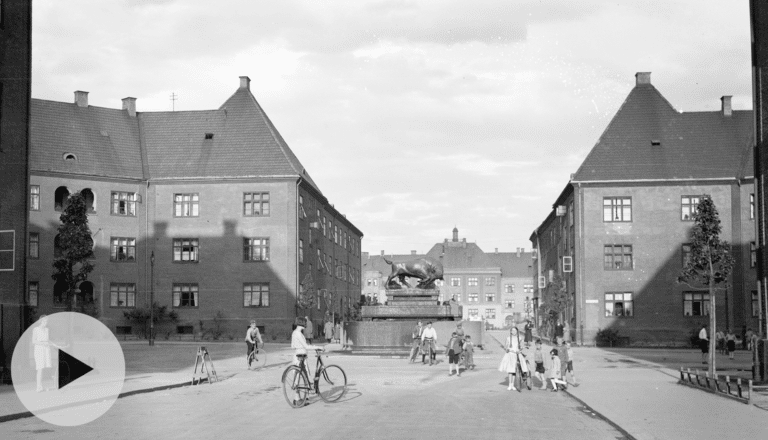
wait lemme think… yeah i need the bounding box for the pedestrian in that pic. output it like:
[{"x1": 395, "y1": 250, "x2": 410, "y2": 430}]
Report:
[
  {"x1": 558, "y1": 337, "x2": 570, "y2": 379},
  {"x1": 533, "y1": 339, "x2": 547, "y2": 390},
  {"x1": 409, "y1": 321, "x2": 424, "y2": 363},
  {"x1": 498, "y1": 326, "x2": 529, "y2": 391},
  {"x1": 549, "y1": 348, "x2": 567, "y2": 392},
  {"x1": 421, "y1": 321, "x2": 438, "y2": 364},
  {"x1": 741, "y1": 325, "x2": 748, "y2": 350},
  {"x1": 303, "y1": 316, "x2": 314, "y2": 344},
  {"x1": 554, "y1": 320, "x2": 564, "y2": 345},
  {"x1": 335, "y1": 321, "x2": 342, "y2": 344},
  {"x1": 698, "y1": 324, "x2": 709, "y2": 364},
  {"x1": 746, "y1": 328, "x2": 755, "y2": 350},
  {"x1": 447, "y1": 332, "x2": 462, "y2": 376},
  {"x1": 324, "y1": 319, "x2": 333, "y2": 343},
  {"x1": 726, "y1": 328, "x2": 737, "y2": 360},
  {"x1": 563, "y1": 320, "x2": 571, "y2": 343},
  {"x1": 462, "y1": 335, "x2": 475, "y2": 370},
  {"x1": 715, "y1": 329, "x2": 725, "y2": 355},
  {"x1": 524, "y1": 320, "x2": 534, "y2": 349},
  {"x1": 33, "y1": 315, "x2": 52, "y2": 392},
  {"x1": 245, "y1": 320, "x2": 263, "y2": 367},
  {"x1": 290, "y1": 317, "x2": 323, "y2": 405},
  {"x1": 564, "y1": 341, "x2": 578, "y2": 386}
]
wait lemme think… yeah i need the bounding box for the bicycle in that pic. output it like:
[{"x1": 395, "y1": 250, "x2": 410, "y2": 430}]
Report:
[
  {"x1": 421, "y1": 338, "x2": 436, "y2": 366},
  {"x1": 282, "y1": 348, "x2": 347, "y2": 408},
  {"x1": 513, "y1": 352, "x2": 532, "y2": 391},
  {"x1": 247, "y1": 345, "x2": 267, "y2": 369}
]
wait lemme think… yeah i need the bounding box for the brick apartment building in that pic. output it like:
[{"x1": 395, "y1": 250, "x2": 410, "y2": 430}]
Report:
[
  {"x1": 362, "y1": 228, "x2": 533, "y2": 329},
  {"x1": 531, "y1": 72, "x2": 757, "y2": 346},
  {"x1": 25, "y1": 76, "x2": 363, "y2": 340},
  {"x1": 0, "y1": 0, "x2": 32, "y2": 379}
]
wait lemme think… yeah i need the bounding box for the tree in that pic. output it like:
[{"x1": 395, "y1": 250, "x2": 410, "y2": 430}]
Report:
[
  {"x1": 51, "y1": 192, "x2": 94, "y2": 312},
  {"x1": 296, "y1": 274, "x2": 316, "y2": 316},
  {"x1": 123, "y1": 302, "x2": 179, "y2": 339},
  {"x1": 539, "y1": 274, "x2": 571, "y2": 338},
  {"x1": 677, "y1": 196, "x2": 735, "y2": 377}
]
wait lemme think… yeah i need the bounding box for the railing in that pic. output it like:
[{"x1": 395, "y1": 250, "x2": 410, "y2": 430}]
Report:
[{"x1": 679, "y1": 367, "x2": 752, "y2": 404}]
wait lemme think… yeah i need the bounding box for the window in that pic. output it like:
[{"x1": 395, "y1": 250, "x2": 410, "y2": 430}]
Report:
[
  {"x1": 299, "y1": 239, "x2": 304, "y2": 264},
  {"x1": 451, "y1": 277, "x2": 461, "y2": 287},
  {"x1": 485, "y1": 309, "x2": 496, "y2": 319},
  {"x1": 299, "y1": 195, "x2": 306, "y2": 219},
  {"x1": 54, "y1": 187, "x2": 70, "y2": 211},
  {"x1": 28, "y1": 232, "x2": 39, "y2": 259},
  {"x1": 244, "y1": 238, "x2": 269, "y2": 262},
  {"x1": 485, "y1": 277, "x2": 495, "y2": 286},
  {"x1": 111, "y1": 237, "x2": 136, "y2": 261},
  {"x1": 110, "y1": 283, "x2": 136, "y2": 308},
  {"x1": 683, "y1": 292, "x2": 709, "y2": 316},
  {"x1": 205, "y1": 133, "x2": 214, "y2": 140},
  {"x1": 244, "y1": 283, "x2": 269, "y2": 307},
  {"x1": 751, "y1": 242, "x2": 757, "y2": 268},
  {"x1": 30, "y1": 185, "x2": 40, "y2": 211},
  {"x1": 486, "y1": 293, "x2": 495, "y2": 302},
  {"x1": 468, "y1": 308, "x2": 478, "y2": 318},
  {"x1": 28, "y1": 282, "x2": 39, "y2": 307},
  {"x1": 504, "y1": 284, "x2": 514, "y2": 293},
  {"x1": 243, "y1": 192, "x2": 270, "y2": 216},
  {"x1": 373, "y1": 279, "x2": 378, "y2": 286},
  {"x1": 334, "y1": 225, "x2": 338, "y2": 244},
  {"x1": 468, "y1": 293, "x2": 478, "y2": 302},
  {"x1": 569, "y1": 201, "x2": 574, "y2": 227},
  {"x1": 603, "y1": 197, "x2": 632, "y2": 222},
  {"x1": 322, "y1": 216, "x2": 326, "y2": 237},
  {"x1": 367, "y1": 279, "x2": 372, "y2": 286},
  {"x1": 751, "y1": 193, "x2": 755, "y2": 220},
  {"x1": 111, "y1": 191, "x2": 136, "y2": 216},
  {"x1": 173, "y1": 238, "x2": 199, "y2": 262},
  {"x1": 681, "y1": 195, "x2": 701, "y2": 221},
  {"x1": 328, "y1": 220, "x2": 333, "y2": 242},
  {"x1": 604, "y1": 244, "x2": 633, "y2": 270},
  {"x1": 317, "y1": 249, "x2": 322, "y2": 272},
  {"x1": 681, "y1": 244, "x2": 692, "y2": 267},
  {"x1": 174, "y1": 193, "x2": 199, "y2": 217},
  {"x1": 173, "y1": 284, "x2": 198, "y2": 307},
  {"x1": 82, "y1": 188, "x2": 95, "y2": 213},
  {"x1": 523, "y1": 284, "x2": 533, "y2": 294},
  {"x1": 753, "y1": 291, "x2": 760, "y2": 317},
  {"x1": 505, "y1": 300, "x2": 513, "y2": 309},
  {"x1": 467, "y1": 277, "x2": 478, "y2": 286},
  {"x1": 605, "y1": 292, "x2": 633, "y2": 317}
]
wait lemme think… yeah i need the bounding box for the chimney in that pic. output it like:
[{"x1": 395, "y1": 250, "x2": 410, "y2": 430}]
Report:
[
  {"x1": 411, "y1": 250, "x2": 417, "y2": 255},
  {"x1": 495, "y1": 248, "x2": 498, "y2": 253},
  {"x1": 635, "y1": 72, "x2": 651, "y2": 86},
  {"x1": 239, "y1": 76, "x2": 251, "y2": 90},
  {"x1": 516, "y1": 248, "x2": 521, "y2": 257},
  {"x1": 721, "y1": 95, "x2": 732, "y2": 117},
  {"x1": 380, "y1": 250, "x2": 384, "y2": 256},
  {"x1": 74, "y1": 91, "x2": 89, "y2": 107},
  {"x1": 452, "y1": 227, "x2": 459, "y2": 242},
  {"x1": 122, "y1": 97, "x2": 137, "y2": 117}
]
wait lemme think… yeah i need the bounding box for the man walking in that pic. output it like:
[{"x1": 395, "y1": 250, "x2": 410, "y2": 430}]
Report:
[
  {"x1": 409, "y1": 321, "x2": 424, "y2": 363},
  {"x1": 304, "y1": 316, "x2": 314, "y2": 344},
  {"x1": 421, "y1": 322, "x2": 438, "y2": 364},
  {"x1": 699, "y1": 324, "x2": 709, "y2": 364}
]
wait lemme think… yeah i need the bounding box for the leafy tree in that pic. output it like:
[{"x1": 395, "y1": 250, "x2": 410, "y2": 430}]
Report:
[
  {"x1": 539, "y1": 274, "x2": 571, "y2": 338},
  {"x1": 296, "y1": 274, "x2": 316, "y2": 316},
  {"x1": 51, "y1": 192, "x2": 94, "y2": 312},
  {"x1": 677, "y1": 196, "x2": 735, "y2": 376}
]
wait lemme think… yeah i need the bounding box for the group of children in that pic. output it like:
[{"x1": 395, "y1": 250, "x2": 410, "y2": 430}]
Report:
[
  {"x1": 503, "y1": 334, "x2": 578, "y2": 393},
  {"x1": 446, "y1": 332, "x2": 476, "y2": 376}
]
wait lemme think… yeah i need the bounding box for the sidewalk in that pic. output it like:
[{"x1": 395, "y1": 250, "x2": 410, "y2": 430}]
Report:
[
  {"x1": 0, "y1": 340, "x2": 305, "y2": 422},
  {"x1": 483, "y1": 330, "x2": 768, "y2": 440}
]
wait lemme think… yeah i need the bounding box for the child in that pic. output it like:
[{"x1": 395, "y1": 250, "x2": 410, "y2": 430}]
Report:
[
  {"x1": 462, "y1": 335, "x2": 475, "y2": 370},
  {"x1": 726, "y1": 329, "x2": 737, "y2": 360},
  {"x1": 447, "y1": 331, "x2": 462, "y2": 376},
  {"x1": 565, "y1": 341, "x2": 578, "y2": 386},
  {"x1": 533, "y1": 340, "x2": 547, "y2": 390},
  {"x1": 549, "y1": 348, "x2": 567, "y2": 392}
]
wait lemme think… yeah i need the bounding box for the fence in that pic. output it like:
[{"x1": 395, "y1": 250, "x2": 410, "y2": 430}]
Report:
[{"x1": 679, "y1": 367, "x2": 752, "y2": 404}]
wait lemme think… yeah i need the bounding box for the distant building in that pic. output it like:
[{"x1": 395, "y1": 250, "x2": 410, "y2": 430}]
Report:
[
  {"x1": 26, "y1": 76, "x2": 363, "y2": 339},
  {"x1": 531, "y1": 72, "x2": 756, "y2": 346},
  {"x1": 362, "y1": 228, "x2": 533, "y2": 328},
  {"x1": 0, "y1": 0, "x2": 32, "y2": 380}
]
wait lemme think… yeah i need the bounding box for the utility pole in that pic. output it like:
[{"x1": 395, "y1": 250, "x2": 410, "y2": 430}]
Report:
[
  {"x1": 170, "y1": 92, "x2": 178, "y2": 112},
  {"x1": 149, "y1": 251, "x2": 155, "y2": 346}
]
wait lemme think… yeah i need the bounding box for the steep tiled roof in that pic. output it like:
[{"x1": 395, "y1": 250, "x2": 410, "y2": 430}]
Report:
[
  {"x1": 29, "y1": 100, "x2": 144, "y2": 179},
  {"x1": 28, "y1": 81, "x2": 322, "y2": 194},
  {"x1": 573, "y1": 83, "x2": 754, "y2": 182},
  {"x1": 487, "y1": 252, "x2": 534, "y2": 278},
  {"x1": 425, "y1": 242, "x2": 497, "y2": 270}
]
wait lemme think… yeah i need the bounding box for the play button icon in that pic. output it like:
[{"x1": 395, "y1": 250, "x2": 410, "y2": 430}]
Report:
[
  {"x1": 11, "y1": 312, "x2": 126, "y2": 426},
  {"x1": 58, "y1": 349, "x2": 94, "y2": 389}
]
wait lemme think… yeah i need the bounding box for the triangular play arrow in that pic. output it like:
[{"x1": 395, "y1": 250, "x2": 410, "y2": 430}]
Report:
[{"x1": 58, "y1": 349, "x2": 94, "y2": 389}]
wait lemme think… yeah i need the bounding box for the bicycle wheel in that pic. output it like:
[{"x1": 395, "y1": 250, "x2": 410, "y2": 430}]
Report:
[
  {"x1": 250, "y1": 348, "x2": 267, "y2": 369},
  {"x1": 317, "y1": 365, "x2": 348, "y2": 403},
  {"x1": 282, "y1": 366, "x2": 309, "y2": 408}
]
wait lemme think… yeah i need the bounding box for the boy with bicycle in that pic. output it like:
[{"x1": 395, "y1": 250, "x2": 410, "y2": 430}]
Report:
[{"x1": 245, "y1": 320, "x2": 263, "y2": 367}]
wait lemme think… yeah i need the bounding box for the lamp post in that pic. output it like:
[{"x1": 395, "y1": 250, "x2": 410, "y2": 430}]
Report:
[{"x1": 149, "y1": 251, "x2": 155, "y2": 346}]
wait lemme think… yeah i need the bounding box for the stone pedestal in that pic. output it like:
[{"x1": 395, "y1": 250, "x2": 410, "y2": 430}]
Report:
[{"x1": 361, "y1": 288, "x2": 461, "y2": 321}]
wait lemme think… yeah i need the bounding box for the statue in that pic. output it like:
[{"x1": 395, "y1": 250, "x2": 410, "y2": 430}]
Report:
[{"x1": 382, "y1": 256, "x2": 444, "y2": 289}]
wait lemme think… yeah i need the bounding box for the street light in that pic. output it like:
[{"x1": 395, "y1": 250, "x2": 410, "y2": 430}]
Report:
[{"x1": 149, "y1": 251, "x2": 155, "y2": 346}]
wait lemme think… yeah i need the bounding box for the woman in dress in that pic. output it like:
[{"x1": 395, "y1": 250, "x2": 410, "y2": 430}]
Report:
[
  {"x1": 32, "y1": 315, "x2": 52, "y2": 392},
  {"x1": 498, "y1": 326, "x2": 529, "y2": 391},
  {"x1": 524, "y1": 320, "x2": 534, "y2": 349}
]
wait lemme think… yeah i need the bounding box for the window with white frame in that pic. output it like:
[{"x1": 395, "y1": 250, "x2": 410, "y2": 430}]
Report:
[
  {"x1": 485, "y1": 309, "x2": 496, "y2": 319},
  {"x1": 174, "y1": 193, "x2": 199, "y2": 217},
  {"x1": 111, "y1": 237, "x2": 136, "y2": 261},
  {"x1": 604, "y1": 244, "x2": 632, "y2": 270},
  {"x1": 451, "y1": 277, "x2": 461, "y2": 287},
  {"x1": 486, "y1": 293, "x2": 495, "y2": 302},
  {"x1": 111, "y1": 191, "x2": 136, "y2": 216},
  {"x1": 468, "y1": 293, "x2": 478, "y2": 302},
  {"x1": 753, "y1": 291, "x2": 760, "y2": 317},
  {"x1": 505, "y1": 284, "x2": 514, "y2": 293},
  {"x1": 173, "y1": 238, "x2": 199, "y2": 262},
  {"x1": 243, "y1": 238, "x2": 269, "y2": 262},
  {"x1": 681, "y1": 195, "x2": 701, "y2": 221},
  {"x1": 603, "y1": 197, "x2": 632, "y2": 222},
  {"x1": 173, "y1": 284, "x2": 198, "y2": 308},
  {"x1": 468, "y1": 308, "x2": 478, "y2": 318},
  {"x1": 299, "y1": 239, "x2": 304, "y2": 264},
  {"x1": 30, "y1": 185, "x2": 40, "y2": 211},
  {"x1": 243, "y1": 192, "x2": 270, "y2": 216},
  {"x1": 110, "y1": 283, "x2": 136, "y2": 308},
  {"x1": 28, "y1": 232, "x2": 39, "y2": 259},
  {"x1": 28, "y1": 282, "x2": 39, "y2": 307},
  {"x1": 683, "y1": 292, "x2": 709, "y2": 316},
  {"x1": 605, "y1": 292, "x2": 633, "y2": 317},
  {"x1": 485, "y1": 277, "x2": 495, "y2": 286},
  {"x1": 467, "y1": 277, "x2": 478, "y2": 286},
  {"x1": 244, "y1": 283, "x2": 269, "y2": 307}
]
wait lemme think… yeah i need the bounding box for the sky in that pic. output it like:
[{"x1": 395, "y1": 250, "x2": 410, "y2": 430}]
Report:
[{"x1": 30, "y1": 0, "x2": 754, "y2": 255}]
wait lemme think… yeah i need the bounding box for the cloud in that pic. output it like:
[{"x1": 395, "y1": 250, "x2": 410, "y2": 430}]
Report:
[{"x1": 432, "y1": 154, "x2": 537, "y2": 176}]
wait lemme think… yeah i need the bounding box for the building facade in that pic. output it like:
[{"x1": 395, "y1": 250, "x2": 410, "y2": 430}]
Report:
[
  {"x1": 362, "y1": 228, "x2": 533, "y2": 329},
  {"x1": 531, "y1": 72, "x2": 757, "y2": 346},
  {"x1": 0, "y1": 0, "x2": 32, "y2": 380},
  {"x1": 26, "y1": 77, "x2": 362, "y2": 340}
]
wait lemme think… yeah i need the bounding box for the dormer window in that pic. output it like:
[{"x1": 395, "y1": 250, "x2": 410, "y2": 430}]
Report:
[
  {"x1": 204, "y1": 133, "x2": 214, "y2": 140},
  {"x1": 63, "y1": 153, "x2": 77, "y2": 161},
  {"x1": 651, "y1": 140, "x2": 661, "y2": 146}
]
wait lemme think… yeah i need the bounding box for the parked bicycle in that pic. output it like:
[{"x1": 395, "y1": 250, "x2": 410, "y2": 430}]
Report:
[
  {"x1": 247, "y1": 346, "x2": 267, "y2": 369},
  {"x1": 514, "y1": 353, "x2": 533, "y2": 391},
  {"x1": 282, "y1": 348, "x2": 347, "y2": 408}
]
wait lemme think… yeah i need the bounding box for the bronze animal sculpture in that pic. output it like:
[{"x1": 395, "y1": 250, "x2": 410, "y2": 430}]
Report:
[{"x1": 382, "y1": 256, "x2": 444, "y2": 289}]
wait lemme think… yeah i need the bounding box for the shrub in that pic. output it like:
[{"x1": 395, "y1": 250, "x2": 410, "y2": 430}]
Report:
[{"x1": 595, "y1": 328, "x2": 621, "y2": 347}]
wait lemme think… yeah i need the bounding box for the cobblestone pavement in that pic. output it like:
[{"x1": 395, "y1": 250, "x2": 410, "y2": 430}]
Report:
[{"x1": 0, "y1": 338, "x2": 627, "y2": 440}]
